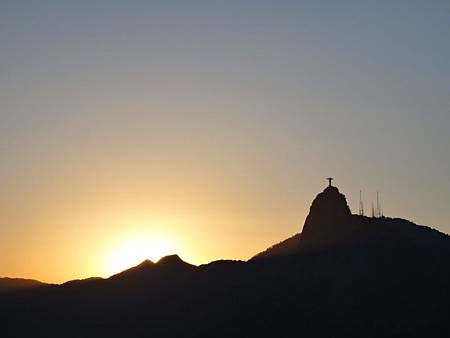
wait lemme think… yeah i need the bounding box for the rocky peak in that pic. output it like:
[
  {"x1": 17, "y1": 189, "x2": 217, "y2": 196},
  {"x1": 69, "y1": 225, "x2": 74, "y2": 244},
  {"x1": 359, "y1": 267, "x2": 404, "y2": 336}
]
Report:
[
  {"x1": 306, "y1": 186, "x2": 351, "y2": 222},
  {"x1": 300, "y1": 185, "x2": 352, "y2": 246}
]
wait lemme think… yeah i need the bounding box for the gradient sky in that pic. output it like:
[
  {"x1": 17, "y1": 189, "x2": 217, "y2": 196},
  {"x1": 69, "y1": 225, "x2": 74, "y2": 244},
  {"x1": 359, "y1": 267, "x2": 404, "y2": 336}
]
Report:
[{"x1": 1, "y1": 1, "x2": 449, "y2": 283}]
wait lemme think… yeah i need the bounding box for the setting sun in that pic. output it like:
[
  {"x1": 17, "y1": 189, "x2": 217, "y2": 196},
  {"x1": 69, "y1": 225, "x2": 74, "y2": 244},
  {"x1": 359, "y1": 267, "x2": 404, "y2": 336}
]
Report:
[{"x1": 104, "y1": 234, "x2": 177, "y2": 276}]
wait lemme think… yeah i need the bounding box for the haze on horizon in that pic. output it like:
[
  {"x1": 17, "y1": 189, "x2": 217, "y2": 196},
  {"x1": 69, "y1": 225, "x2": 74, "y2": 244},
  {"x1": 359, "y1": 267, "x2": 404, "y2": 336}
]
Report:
[{"x1": 1, "y1": 1, "x2": 449, "y2": 283}]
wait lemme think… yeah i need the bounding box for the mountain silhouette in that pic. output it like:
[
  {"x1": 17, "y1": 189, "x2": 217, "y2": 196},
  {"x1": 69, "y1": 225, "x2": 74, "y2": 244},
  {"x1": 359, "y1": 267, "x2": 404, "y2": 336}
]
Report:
[
  {"x1": 255, "y1": 185, "x2": 449, "y2": 258},
  {"x1": 106, "y1": 254, "x2": 196, "y2": 289},
  {"x1": 1, "y1": 184, "x2": 449, "y2": 338},
  {"x1": 0, "y1": 277, "x2": 46, "y2": 293}
]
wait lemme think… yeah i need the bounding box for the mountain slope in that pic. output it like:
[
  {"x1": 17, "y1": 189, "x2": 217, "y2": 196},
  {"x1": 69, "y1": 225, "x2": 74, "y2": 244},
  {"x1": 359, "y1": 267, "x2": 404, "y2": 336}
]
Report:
[{"x1": 0, "y1": 277, "x2": 46, "y2": 293}]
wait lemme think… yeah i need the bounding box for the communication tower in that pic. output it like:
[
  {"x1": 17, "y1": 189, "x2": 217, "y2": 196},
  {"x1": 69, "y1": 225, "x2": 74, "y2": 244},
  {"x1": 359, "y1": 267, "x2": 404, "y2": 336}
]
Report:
[{"x1": 359, "y1": 190, "x2": 364, "y2": 216}]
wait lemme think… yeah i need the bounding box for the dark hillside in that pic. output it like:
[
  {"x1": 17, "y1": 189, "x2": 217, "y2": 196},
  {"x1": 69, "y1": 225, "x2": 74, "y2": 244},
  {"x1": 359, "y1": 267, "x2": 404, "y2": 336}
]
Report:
[{"x1": 1, "y1": 185, "x2": 449, "y2": 338}]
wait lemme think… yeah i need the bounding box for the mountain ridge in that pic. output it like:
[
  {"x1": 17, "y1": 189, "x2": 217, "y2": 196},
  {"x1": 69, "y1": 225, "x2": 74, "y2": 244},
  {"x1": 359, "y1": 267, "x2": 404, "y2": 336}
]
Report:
[
  {"x1": 1, "y1": 184, "x2": 449, "y2": 338},
  {"x1": 0, "y1": 277, "x2": 47, "y2": 293}
]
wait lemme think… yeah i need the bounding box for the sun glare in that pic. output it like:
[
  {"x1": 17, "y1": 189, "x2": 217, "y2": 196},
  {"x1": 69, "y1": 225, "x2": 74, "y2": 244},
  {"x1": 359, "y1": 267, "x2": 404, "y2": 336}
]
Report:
[{"x1": 105, "y1": 235, "x2": 176, "y2": 276}]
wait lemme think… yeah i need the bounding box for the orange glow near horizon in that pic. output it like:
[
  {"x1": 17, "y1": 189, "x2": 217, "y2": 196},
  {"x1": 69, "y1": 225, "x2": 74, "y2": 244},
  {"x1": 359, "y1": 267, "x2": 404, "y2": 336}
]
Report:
[
  {"x1": 0, "y1": 198, "x2": 292, "y2": 284},
  {"x1": 103, "y1": 233, "x2": 177, "y2": 276}
]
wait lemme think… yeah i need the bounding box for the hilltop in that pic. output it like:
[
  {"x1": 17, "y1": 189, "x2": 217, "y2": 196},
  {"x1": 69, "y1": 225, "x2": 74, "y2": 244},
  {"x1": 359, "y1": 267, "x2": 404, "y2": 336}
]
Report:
[{"x1": 255, "y1": 185, "x2": 449, "y2": 258}]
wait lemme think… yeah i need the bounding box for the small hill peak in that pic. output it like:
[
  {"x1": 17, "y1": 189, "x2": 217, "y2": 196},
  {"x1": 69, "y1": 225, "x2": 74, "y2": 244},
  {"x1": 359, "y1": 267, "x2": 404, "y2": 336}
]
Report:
[
  {"x1": 155, "y1": 255, "x2": 196, "y2": 273},
  {"x1": 136, "y1": 259, "x2": 155, "y2": 268},
  {"x1": 156, "y1": 254, "x2": 192, "y2": 268}
]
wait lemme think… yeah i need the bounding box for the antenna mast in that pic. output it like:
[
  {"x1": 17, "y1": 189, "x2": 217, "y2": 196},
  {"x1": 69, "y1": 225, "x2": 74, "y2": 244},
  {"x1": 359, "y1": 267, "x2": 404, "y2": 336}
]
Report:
[
  {"x1": 359, "y1": 190, "x2": 364, "y2": 216},
  {"x1": 376, "y1": 192, "x2": 381, "y2": 218}
]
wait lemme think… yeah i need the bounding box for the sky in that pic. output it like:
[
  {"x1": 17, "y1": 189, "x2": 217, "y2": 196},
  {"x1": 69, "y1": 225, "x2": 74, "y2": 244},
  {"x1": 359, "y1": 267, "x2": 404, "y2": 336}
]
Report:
[{"x1": 1, "y1": 1, "x2": 449, "y2": 283}]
